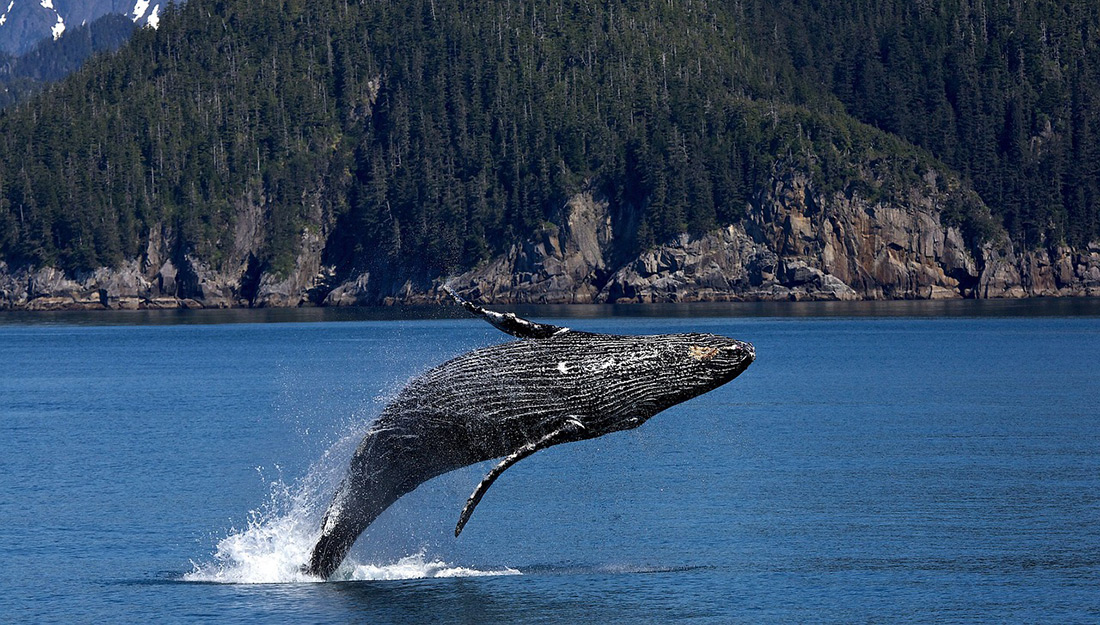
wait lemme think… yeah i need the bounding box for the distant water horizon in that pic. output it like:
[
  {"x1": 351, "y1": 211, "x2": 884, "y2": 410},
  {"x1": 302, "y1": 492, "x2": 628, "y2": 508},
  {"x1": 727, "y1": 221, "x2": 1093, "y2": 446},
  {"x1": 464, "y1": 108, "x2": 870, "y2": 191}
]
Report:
[{"x1": 1, "y1": 296, "x2": 1099, "y2": 327}]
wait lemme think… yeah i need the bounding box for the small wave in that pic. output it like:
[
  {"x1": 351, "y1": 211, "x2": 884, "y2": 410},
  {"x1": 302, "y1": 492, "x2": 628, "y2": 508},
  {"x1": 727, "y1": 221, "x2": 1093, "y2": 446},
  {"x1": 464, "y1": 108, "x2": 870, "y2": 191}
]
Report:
[
  {"x1": 185, "y1": 539, "x2": 520, "y2": 584},
  {"x1": 519, "y1": 562, "x2": 708, "y2": 576},
  {"x1": 334, "y1": 553, "x2": 520, "y2": 582}
]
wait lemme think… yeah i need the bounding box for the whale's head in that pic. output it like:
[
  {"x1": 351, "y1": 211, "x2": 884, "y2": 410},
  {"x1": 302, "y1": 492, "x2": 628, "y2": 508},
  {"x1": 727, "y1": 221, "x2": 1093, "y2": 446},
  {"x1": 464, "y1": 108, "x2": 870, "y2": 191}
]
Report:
[
  {"x1": 578, "y1": 332, "x2": 755, "y2": 434},
  {"x1": 658, "y1": 332, "x2": 755, "y2": 402}
]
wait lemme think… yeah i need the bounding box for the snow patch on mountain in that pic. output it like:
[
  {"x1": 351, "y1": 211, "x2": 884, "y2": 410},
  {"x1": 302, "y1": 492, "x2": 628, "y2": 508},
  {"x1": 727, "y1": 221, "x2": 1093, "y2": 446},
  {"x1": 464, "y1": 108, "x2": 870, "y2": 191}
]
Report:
[
  {"x1": 0, "y1": 0, "x2": 171, "y2": 53},
  {"x1": 39, "y1": 0, "x2": 65, "y2": 40},
  {"x1": 132, "y1": 0, "x2": 149, "y2": 21}
]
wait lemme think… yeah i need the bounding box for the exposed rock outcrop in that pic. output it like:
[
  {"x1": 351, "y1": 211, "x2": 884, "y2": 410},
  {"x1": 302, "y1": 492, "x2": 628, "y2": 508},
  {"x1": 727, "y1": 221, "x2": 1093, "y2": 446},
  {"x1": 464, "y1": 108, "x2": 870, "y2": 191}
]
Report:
[
  {"x1": 741, "y1": 168, "x2": 981, "y2": 300},
  {"x1": 423, "y1": 163, "x2": 1100, "y2": 305},
  {"x1": 322, "y1": 271, "x2": 372, "y2": 307},
  {"x1": 4, "y1": 164, "x2": 1100, "y2": 310},
  {"x1": 253, "y1": 227, "x2": 330, "y2": 308},
  {"x1": 0, "y1": 193, "x2": 337, "y2": 310},
  {"x1": 594, "y1": 165, "x2": 973, "y2": 304},
  {"x1": 597, "y1": 226, "x2": 815, "y2": 303},
  {"x1": 982, "y1": 242, "x2": 1100, "y2": 298},
  {"x1": 443, "y1": 192, "x2": 614, "y2": 304}
]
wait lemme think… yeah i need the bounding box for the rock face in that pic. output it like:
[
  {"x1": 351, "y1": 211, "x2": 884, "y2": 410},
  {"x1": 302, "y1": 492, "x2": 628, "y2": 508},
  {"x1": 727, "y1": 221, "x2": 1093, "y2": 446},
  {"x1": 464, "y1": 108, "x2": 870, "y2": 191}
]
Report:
[
  {"x1": 598, "y1": 226, "x2": 856, "y2": 303},
  {"x1": 444, "y1": 192, "x2": 614, "y2": 304},
  {"x1": 409, "y1": 164, "x2": 1100, "y2": 305},
  {"x1": 0, "y1": 196, "x2": 333, "y2": 310},
  {"x1": 977, "y1": 242, "x2": 1100, "y2": 298},
  {"x1": 585, "y1": 167, "x2": 979, "y2": 303},
  {"x1": 4, "y1": 163, "x2": 1100, "y2": 310},
  {"x1": 433, "y1": 163, "x2": 1099, "y2": 304}
]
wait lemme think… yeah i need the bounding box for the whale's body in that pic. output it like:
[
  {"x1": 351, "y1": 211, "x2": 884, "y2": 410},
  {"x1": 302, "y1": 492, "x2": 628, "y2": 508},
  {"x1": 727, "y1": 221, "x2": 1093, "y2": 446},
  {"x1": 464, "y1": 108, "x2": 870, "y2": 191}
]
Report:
[{"x1": 306, "y1": 293, "x2": 754, "y2": 578}]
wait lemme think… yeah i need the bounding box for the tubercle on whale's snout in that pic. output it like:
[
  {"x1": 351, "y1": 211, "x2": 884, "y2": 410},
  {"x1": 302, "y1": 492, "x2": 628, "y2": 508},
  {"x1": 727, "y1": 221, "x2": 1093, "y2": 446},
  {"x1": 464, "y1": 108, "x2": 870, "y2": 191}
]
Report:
[
  {"x1": 720, "y1": 340, "x2": 755, "y2": 377},
  {"x1": 710, "y1": 339, "x2": 754, "y2": 364},
  {"x1": 738, "y1": 341, "x2": 756, "y2": 362}
]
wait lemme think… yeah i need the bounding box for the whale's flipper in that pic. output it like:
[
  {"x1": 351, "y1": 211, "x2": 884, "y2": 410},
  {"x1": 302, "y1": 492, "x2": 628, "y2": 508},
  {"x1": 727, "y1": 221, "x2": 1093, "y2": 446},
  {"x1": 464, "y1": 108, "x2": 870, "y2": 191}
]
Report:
[
  {"x1": 444, "y1": 286, "x2": 569, "y2": 340},
  {"x1": 455, "y1": 417, "x2": 586, "y2": 537}
]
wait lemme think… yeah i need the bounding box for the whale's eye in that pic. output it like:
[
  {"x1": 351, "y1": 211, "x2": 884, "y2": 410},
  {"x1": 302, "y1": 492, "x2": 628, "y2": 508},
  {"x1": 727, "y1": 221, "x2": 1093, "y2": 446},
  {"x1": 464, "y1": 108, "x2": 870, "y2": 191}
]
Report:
[{"x1": 688, "y1": 345, "x2": 721, "y2": 361}]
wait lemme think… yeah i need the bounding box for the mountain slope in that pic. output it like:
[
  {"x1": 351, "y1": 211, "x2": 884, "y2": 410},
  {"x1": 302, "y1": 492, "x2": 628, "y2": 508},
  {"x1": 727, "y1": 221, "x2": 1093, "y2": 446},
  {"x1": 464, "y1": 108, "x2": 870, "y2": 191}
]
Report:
[
  {"x1": 0, "y1": 0, "x2": 1097, "y2": 309},
  {"x1": 0, "y1": 13, "x2": 135, "y2": 107},
  {"x1": 739, "y1": 0, "x2": 1100, "y2": 249},
  {"x1": 0, "y1": 0, "x2": 163, "y2": 55}
]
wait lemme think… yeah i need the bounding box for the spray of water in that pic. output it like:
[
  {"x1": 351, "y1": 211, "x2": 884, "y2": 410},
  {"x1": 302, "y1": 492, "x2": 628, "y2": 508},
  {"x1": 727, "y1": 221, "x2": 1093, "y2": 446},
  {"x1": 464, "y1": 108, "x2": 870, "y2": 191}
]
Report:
[
  {"x1": 182, "y1": 479, "x2": 320, "y2": 584},
  {"x1": 183, "y1": 423, "x2": 519, "y2": 584}
]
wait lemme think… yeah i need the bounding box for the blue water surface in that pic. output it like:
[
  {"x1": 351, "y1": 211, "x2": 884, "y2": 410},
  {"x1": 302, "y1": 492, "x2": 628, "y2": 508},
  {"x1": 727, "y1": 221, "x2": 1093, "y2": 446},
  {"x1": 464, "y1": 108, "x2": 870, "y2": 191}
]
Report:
[{"x1": 1, "y1": 301, "x2": 1098, "y2": 623}]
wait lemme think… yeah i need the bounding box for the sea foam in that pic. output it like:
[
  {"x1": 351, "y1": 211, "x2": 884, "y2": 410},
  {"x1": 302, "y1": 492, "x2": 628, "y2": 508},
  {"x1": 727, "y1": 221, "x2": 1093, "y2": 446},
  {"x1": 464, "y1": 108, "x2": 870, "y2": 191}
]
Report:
[{"x1": 183, "y1": 429, "x2": 519, "y2": 584}]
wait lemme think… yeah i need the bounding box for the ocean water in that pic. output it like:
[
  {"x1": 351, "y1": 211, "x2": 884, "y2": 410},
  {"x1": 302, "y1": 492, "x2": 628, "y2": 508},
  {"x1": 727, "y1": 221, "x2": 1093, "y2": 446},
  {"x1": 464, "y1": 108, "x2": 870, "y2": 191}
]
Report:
[{"x1": 1, "y1": 301, "x2": 1098, "y2": 623}]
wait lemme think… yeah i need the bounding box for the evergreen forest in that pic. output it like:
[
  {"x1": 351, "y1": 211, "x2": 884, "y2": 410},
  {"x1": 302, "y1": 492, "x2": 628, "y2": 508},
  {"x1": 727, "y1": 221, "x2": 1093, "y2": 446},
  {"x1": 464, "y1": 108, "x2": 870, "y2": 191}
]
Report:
[{"x1": 0, "y1": 0, "x2": 1097, "y2": 282}]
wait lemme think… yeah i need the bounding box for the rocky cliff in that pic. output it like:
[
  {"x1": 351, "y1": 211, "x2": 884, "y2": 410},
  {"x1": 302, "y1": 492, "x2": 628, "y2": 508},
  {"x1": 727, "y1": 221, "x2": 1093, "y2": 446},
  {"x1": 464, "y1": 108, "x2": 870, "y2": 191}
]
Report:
[
  {"x1": 3, "y1": 161, "x2": 1099, "y2": 311},
  {"x1": 434, "y1": 163, "x2": 1100, "y2": 305}
]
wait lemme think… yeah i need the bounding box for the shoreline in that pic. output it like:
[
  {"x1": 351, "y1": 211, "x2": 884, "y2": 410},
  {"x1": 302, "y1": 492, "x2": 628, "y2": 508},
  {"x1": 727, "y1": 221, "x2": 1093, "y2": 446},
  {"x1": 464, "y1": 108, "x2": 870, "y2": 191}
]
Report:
[
  {"x1": 3, "y1": 296, "x2": 1099, "y2": 326},
  {"x1": 4, "y1": 286, "x2": 1100, "y2": 313}
]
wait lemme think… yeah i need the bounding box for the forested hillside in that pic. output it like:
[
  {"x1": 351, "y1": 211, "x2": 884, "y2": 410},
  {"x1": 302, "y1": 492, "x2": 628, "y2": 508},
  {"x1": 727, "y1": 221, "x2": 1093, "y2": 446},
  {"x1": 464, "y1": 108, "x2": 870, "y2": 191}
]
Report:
[
  {"x1": 0, "y1": 0, "x2": 1097, "y2": 307},
  {"x1": 741, "y1": 0, "x2": 1100, "y2": 248}
]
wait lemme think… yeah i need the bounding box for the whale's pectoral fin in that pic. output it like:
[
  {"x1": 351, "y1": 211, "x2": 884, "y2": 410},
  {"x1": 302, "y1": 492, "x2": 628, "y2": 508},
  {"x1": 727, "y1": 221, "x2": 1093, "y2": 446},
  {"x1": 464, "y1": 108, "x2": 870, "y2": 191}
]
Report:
[
  {"x1": 444, "y1": 285, "x2": 569, "y2": 339},
  {"x1": 455, "y1": 417, "x2": 586, "y2": 537}
]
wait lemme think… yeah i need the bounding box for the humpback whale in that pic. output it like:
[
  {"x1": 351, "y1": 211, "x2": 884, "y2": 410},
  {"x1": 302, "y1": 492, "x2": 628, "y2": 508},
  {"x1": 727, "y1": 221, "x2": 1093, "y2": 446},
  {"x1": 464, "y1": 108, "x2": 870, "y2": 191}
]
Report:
[{"x1": 305, "y1": 290, "x2": 755, "y2": 578}]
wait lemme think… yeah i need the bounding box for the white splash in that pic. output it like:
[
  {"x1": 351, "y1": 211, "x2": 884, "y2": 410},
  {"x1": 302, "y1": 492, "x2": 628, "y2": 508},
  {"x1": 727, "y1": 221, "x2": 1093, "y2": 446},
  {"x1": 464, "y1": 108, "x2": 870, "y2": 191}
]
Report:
[
  {"x1": 339, "y1": 553, "x2": 520, "y2": 581},
  {"x1": 184, "y1": 429, "x2": 520, "y2": 584},
  {"x1": 182, "y1": 476, "x2": 318, "y2": 584},
  {"x1": 131, "y1": 0, "x2": 149, "y2": 21},
  {"x1": 184, "y1": 481, "x2": 520, "y2": 584},
  {"x1": 146, "y1": 3, "x2": 159, "y2": 29},
  {"x1": 39, "y1": 0, "x2": 51, "y2": 8},
  {"x1": 183, "y1": 503, "x2": 319, "y2": 583}
]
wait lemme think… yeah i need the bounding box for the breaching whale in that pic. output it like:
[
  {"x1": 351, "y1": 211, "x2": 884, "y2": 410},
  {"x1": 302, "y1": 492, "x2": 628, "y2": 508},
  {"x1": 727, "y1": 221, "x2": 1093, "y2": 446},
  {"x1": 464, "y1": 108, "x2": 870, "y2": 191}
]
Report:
[{"x1": 305, "y1": 289, "x2": 755, "y2": 578}]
